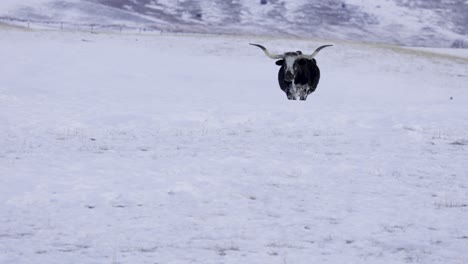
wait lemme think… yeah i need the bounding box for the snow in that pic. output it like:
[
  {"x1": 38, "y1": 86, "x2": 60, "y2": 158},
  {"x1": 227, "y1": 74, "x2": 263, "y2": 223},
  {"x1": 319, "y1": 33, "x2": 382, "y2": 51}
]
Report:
[
  {"x1": 345, "y1": 0, "x2": 437, "y2": 32},
  {"x1": 405, "y1": 47, "x2": 468, "y2": 59},
  {"x1": 0, "y1": 0, "x2": 54, "y2": 11},
  {"x1": 343, "y1": 0, "x2": 464, "y2": 45},
  {"x1": 2, "y1": 0, "x2": 468, "y2": 48},
  {"x1": 1, "y1": 27, "x2": 468, "y2": 263}
]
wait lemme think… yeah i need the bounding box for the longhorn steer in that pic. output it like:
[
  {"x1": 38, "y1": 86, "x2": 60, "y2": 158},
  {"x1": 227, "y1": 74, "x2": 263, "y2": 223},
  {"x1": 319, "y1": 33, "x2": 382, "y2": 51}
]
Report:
[{"x1": 250, "y1": 43, "x2": 332, "y2": 100}]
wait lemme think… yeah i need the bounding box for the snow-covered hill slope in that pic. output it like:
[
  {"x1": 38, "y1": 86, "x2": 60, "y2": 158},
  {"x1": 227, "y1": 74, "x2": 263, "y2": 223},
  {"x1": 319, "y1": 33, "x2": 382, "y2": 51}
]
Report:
[
  {"x1": 1, "y1": 26, "x2": 468, "y2": 263},
  {"x1": 1, "y1": 0, "x2": 468, "y2": 48}
]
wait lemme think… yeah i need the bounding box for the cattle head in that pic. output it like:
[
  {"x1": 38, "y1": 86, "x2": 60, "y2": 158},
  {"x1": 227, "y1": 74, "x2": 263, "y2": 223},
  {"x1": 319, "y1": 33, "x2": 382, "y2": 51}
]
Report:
[
  {"x1": 275, "y1": 51, "x2": 309, "y2": 82},
  {"x1": 250, "y1": 43, "x2": 332, "y2": 100}
]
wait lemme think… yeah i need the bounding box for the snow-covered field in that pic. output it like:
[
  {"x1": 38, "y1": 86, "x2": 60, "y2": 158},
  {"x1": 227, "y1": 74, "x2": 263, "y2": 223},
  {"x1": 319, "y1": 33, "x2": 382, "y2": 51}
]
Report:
[{"x1": 1, "y1": 27, "x2": 467, "y2": 264}]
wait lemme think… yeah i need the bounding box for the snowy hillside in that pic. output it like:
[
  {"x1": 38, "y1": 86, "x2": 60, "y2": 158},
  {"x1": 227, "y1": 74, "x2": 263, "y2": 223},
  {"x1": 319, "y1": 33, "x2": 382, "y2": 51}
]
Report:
[
  {"x1": 1, "y1": 26, "x2": 468, "y2": 263},
  {"x1": 1, "y1": 0, "x2": 468, "y2": 47}
]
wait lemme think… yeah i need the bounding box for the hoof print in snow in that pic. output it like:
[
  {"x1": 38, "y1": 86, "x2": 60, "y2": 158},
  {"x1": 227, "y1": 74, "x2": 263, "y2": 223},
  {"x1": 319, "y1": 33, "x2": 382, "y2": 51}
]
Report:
[
  {"x1": 450, "y1": 140, "x2": 468, "y2": 146},
  {"x1": 383, "y1": 225, "x2": 406, "y2": 233},
  {"x1": 216, "y1": 246, "x2": 239, "y2": 256},
  {"x1": 85, "y1": 205, "x2": 95, "y2": 209},
  {"x1": 139, "y1": 246, "x2": 158, "y2": 253},
  {"x1": 112, "y1": 204, "x2": 126, "y2": 208},
  {"x1": 14, "y1": 232, "x2": 33, "y2": 238},
  {"x1": 90, "y1": 138, "x2": 96, "y2": 141}
]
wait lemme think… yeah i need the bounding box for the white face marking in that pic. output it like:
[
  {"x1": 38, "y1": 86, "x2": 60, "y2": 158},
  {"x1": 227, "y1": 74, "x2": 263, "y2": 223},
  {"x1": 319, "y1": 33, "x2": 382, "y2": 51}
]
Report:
[{"x1": 284, "y1": 56, "x2": 298, "y2": 73}]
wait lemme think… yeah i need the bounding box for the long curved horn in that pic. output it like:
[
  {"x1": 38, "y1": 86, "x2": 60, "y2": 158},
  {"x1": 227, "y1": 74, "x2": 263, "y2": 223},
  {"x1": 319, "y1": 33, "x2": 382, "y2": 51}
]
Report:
[
  {"x1": 249, "y1": 43, "x2": 284, "y2": 59},
  {"x1": 300, "y1": 45, "x2": 333, "y2": 59}
]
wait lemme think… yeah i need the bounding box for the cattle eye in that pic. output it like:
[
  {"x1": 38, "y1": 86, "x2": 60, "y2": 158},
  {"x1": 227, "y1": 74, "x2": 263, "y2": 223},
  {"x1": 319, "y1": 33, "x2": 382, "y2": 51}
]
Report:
[
  {"x1": 297, "y1": 59, "x2": 307, "y2": 66},
  {"x1": 275, "y1": 60, "x2": 284, "y2": 66}
]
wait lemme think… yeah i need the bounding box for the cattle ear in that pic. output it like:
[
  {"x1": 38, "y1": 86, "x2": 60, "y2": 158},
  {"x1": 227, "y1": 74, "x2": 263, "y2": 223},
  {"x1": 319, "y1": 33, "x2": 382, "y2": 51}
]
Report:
[{"x1": 275, "y1": 60, "x2": 284, "y2": 66}]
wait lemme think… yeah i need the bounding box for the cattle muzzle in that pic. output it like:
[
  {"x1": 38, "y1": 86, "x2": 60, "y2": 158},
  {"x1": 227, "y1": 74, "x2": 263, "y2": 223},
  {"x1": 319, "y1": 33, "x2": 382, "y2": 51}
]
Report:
[{"x1": 284, "y1": 71, "x2": 294, "y2": 82}]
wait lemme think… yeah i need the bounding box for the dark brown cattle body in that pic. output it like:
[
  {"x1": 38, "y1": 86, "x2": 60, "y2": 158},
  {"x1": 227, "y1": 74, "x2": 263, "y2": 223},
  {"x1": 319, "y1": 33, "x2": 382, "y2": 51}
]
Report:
[
  {"x1": 277, "y1": 57, "x2": 320, "y2": 100},
  {"x1": 250, "y1": 43, "x2": 332, "y2": 100}
]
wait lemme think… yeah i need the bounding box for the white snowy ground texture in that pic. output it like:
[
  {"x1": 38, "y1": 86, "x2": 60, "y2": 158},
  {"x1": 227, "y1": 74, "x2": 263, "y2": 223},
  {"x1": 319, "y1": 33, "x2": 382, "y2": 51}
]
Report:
[{"x1": 1, "y1": 27, "x2": 468, "y2": 264}]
